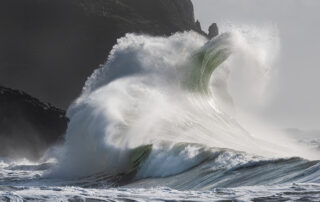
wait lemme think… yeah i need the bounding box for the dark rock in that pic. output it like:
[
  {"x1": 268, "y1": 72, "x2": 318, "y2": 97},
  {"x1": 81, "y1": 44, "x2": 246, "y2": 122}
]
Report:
[
  {"x1": 0, "y1": 0, "x2": 218, "y2": 159},
  {"x1": 0, "y1": 86, "x2": 68, "y2": 160},
  {"x1": 195, "y1": 20, "x2": 202, "y2": 31},
  {"x1": 208, "y1": 23, "x2": 219, "y2": 39},
  {"x1": 0, "y1": 0, "x2": 209, "y2": 108}
]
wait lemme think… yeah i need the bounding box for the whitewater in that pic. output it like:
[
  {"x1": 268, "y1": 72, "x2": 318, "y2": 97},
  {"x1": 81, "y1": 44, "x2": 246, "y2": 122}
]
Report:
[{"x1": 1, "y1": 27, "x2": 320, "y2": 201}]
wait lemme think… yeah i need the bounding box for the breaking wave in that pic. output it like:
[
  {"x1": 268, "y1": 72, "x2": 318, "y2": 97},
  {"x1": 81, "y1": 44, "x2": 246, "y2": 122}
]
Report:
[{"x1": 47, "y1": 29, "x2": 320, "y2": 189}]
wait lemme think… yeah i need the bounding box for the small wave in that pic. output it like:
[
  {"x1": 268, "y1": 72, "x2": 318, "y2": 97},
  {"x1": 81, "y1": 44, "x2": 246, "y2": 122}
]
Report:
[
  {"x1": 124, "y1": 143, "x2": 319, "y2": 189},
  {"x1": 6, "y1": 163, "x2": 53, "y2": 171}
]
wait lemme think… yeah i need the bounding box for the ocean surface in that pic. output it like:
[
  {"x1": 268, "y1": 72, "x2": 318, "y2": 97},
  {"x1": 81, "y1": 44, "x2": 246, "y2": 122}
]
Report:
[{"x1": 1, "y1": 30, "x2": 319, "y2": 201}]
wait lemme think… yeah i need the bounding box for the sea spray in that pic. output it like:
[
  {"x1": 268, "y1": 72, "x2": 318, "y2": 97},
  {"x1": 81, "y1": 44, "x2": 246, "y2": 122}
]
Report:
[{"x1": 51, "y1": 29, "x2": 319, "y2": 179}]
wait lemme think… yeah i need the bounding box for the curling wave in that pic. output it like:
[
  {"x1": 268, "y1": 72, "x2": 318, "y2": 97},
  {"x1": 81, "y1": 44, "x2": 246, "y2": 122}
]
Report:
[{"x1": 49, "y1": 30, "x2": 320, "y2": 190}]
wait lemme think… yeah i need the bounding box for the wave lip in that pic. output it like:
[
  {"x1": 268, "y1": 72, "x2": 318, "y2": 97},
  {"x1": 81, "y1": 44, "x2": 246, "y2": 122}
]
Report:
[{"x1": 186, "y1": 33, "x2": 232, "y2": 94}]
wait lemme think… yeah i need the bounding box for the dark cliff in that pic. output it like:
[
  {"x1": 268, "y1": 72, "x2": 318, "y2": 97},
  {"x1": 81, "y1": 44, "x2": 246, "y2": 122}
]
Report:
[
  {"x1": 0, "y1": 0, "x2": 218, "y2": 159},
  {"x1": 0, "y1": 0, "x2": 214, "y2": 108},
  {"x1": 0, "y1": 86, "x2": 68, "y2": 160}
]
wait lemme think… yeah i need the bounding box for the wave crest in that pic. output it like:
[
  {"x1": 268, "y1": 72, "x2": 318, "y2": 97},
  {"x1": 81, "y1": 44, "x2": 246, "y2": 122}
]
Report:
[{"x1": 51, "y1": 30, "x2": 319, "y2": 180}]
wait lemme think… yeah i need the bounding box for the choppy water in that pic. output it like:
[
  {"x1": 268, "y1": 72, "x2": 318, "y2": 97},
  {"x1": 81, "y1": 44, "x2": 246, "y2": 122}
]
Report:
[{"x1": 0, "y1": 153, "x2": 320, "y2": 201}]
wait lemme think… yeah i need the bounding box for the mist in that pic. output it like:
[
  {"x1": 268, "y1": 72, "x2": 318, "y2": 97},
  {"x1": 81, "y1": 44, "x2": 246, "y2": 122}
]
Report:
[{"x1": 192, "y1": 0, "x2": 320, "y2": 131}]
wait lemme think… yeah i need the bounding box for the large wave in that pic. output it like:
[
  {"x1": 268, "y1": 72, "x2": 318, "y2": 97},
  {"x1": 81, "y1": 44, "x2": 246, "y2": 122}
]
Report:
[{"x1": 50, "y1": 29, "x2": 320, "y2": 181}]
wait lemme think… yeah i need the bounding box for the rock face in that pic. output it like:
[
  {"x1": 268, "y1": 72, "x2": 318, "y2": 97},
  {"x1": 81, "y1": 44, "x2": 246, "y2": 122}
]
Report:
[
  {"x1": 0, "y1": 86, "x2": 68, "y2": 160},
  {"x1": 0, "y1": 0, "x2": 218, "y2": 159},
  {"x1": 0, "y1": 0, "x2": 211, "y2": 108},
  {"x1": 208, "y1": 23, "x2": 219, "y2": 39}
]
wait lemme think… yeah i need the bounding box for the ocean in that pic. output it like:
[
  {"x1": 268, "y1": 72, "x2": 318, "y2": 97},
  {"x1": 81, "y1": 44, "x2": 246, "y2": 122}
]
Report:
[{"x1": 1, "y1": 29, "x2": 319, "y2": 201}]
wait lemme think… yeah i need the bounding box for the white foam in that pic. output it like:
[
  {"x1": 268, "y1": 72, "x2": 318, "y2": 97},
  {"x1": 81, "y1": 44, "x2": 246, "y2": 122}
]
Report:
[{"x1": 51, "y1": 29, "x2": 319, "y2": 178}]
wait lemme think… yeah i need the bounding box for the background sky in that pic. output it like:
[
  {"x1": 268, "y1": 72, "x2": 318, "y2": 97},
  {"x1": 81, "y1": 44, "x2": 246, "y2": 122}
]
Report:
[{"x1": 192, "y1": 0, "x2": 320, "y2": 131}]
